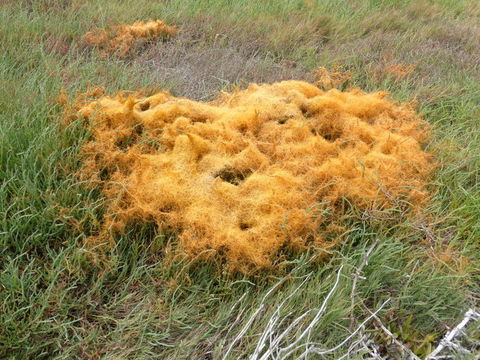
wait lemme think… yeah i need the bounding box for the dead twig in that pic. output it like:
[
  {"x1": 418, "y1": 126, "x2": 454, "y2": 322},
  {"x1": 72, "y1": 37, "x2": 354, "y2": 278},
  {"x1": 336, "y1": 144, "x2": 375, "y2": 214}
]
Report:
[
  {"x1": 361, "y1": 301, "x2": 422, "y2": 360},
  {"x1": 425, "y1": 308, "x2": 480, "y2": 360}
]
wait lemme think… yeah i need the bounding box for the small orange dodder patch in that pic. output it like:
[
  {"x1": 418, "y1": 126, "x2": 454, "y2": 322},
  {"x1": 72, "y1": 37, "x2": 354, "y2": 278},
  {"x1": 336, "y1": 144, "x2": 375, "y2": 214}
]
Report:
[
  {"x1": 82, "y1": 19, "x2": 178, "y2": 56},
  {"x1": 315, "y1": 66, "x2": 352, "y2": 90},
  {"x1": 387, "y1": 64, "x2": 416, "y2": 80}
]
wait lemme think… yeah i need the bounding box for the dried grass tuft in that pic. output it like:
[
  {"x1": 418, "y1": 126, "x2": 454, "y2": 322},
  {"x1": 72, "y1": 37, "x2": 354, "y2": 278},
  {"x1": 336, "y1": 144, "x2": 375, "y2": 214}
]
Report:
[
  {"x1": 68, "y1": 80, "x2": 434, "y2": 273},
  {"x1": 82, "y1": 19, "x2": 178, "y2": 56}
]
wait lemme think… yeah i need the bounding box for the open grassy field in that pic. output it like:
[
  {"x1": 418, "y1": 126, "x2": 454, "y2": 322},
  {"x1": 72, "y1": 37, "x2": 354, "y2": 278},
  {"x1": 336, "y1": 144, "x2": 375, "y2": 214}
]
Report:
[{"x1": 1, "y1": 0, "x2": 479, "y2": 359}]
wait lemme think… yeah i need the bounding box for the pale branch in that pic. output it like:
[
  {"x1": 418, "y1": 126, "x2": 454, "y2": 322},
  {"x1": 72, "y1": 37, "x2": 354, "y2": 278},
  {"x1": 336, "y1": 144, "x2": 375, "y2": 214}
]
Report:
[
  {"x1": 425, "y1": 308, "x2": 480, "y2": 360},
  {"x1": 295, "y1": 298, "x2": 390, "y2": 358},
  {"x1": 362, "y1": 303, "x2": 423, "y2": 360}
]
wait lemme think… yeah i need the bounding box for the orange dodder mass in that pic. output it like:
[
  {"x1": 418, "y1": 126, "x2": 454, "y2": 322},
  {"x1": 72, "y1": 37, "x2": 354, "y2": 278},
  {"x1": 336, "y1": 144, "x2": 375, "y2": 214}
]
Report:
[{"x1": 71, "y1": 80, "x2": 434, "y2": 273}]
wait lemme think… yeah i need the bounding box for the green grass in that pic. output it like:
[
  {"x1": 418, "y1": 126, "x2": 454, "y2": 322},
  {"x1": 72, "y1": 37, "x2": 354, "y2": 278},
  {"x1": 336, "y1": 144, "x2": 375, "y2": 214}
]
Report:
[{"x1": 1, "y1": 0, "x2": 479, "y2": 358}]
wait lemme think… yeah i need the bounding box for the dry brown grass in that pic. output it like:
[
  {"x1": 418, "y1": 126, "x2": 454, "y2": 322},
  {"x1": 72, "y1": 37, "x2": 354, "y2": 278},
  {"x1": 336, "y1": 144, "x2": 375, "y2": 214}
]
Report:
[{"x1": 134, "y1": 21, "x2": 314, "y2": 101}]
